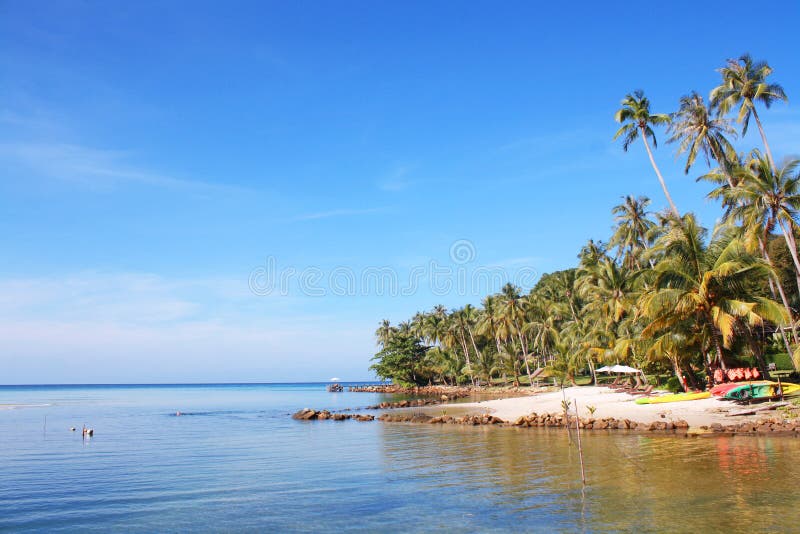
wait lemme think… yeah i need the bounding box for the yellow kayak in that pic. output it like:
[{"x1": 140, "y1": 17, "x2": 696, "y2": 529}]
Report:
[{"x1": 635, "y1": 391, "x2": 711, "y2": 405}]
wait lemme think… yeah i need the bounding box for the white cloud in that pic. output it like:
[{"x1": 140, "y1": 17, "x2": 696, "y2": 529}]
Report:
[
  {"x1": 289, "y1": 207, "x2": 387, "y2": 221},
  {"x1": 0, "y1": 142, "x2": 241, "y2": 192}
]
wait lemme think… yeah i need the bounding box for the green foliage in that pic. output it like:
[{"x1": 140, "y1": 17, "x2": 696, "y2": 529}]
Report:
[
  {"x1": 370, "y1": 331, "x2": 432, "y2": 386},
  {"x1": 766, "y1": 352, "x2": 794, "y2": 371},
  {"x1": 665, "y1": 376, "x2": 683, "y2": 393}
]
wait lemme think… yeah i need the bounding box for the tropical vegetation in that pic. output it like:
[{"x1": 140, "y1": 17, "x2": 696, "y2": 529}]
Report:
[{"x1": 371, "y1": 54, "x2": 799, "y2": 391}]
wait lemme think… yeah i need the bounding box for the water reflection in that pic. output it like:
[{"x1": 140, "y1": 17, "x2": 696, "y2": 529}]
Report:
[{"x1": 378, "y1": 425, "x2": 800, "y2": 531}]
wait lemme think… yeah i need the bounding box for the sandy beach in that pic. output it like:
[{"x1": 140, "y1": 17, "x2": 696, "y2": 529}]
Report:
[{"x1": 453, "y1": 386, "x2": 762, "y2": 428}]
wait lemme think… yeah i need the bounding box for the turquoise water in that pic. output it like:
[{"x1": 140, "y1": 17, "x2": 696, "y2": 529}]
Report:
[{"x1": 2, "y1": 383, "x2": 799, "y2": 532}]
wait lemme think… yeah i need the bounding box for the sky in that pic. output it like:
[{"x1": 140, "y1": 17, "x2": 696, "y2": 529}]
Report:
[{"x1": 1, "y1": 1, "x2": 799, "y2": 383}]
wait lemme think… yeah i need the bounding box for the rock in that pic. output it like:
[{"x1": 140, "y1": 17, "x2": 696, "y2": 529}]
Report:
[
  {"x1": 292, "y1": 409, "x2": 318, "y2": 420},
  {"x1": 710, "y1": 423, "x2": 723, "y2": 432}
]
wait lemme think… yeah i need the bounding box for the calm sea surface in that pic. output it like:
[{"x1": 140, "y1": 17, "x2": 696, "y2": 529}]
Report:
[{"x1": 1, "y1": 383, "x2": 798, "y2": 532}]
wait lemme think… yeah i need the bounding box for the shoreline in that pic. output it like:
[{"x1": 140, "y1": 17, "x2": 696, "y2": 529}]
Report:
[
  {"x1": 297, "y1": 384, "x2": 800, "y2": 437},
  {"x1": 450, "y1": 386, "x2": 735, "y2": 427}
]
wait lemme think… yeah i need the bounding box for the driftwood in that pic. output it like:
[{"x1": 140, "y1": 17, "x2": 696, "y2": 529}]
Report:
[{"x1": 727, "y1": 402, "x2": 789, "y2": 417}]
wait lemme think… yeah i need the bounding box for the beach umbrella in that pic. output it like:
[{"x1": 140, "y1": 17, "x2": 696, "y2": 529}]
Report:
[
  {"x1": 596, "y1": 366, "x2": 614, "y2": 373},
  {"x1": 609, "y1": 365, "x2": 642, "y2": 374}
]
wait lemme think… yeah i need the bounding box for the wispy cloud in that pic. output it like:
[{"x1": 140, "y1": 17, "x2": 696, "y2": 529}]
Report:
[
  {"x1": 289, "y1": 207, "x2": 388, "y2": 221},
  {"x1": 0, "y1": 141, "x2": 242, "y2": 192},
  {"x1": 378, "y1": 165, "x2": 414, "y2": 192},
  {"x1": 0, "y1": 271, "x2": 375, "y2": 382}
]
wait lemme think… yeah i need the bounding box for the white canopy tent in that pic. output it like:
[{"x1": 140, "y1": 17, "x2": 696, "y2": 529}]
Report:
[{"x1": 597, "y1": 364, "x2": 645, "y2": 375}]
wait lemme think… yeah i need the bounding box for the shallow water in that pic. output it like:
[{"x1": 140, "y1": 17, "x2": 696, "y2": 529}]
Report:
[{"x1": 1, "y1": 384, "x2": 798, "y2": 532}]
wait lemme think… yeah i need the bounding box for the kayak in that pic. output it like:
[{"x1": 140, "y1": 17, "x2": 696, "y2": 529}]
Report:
[
  {"x1": 724, "y1": 382, "x2": 800, "y2": 401},
  {"x1": 635, "y1": 391, "x2": 711, "y2": 405},
  {"x1": 710, "y1": 381, "x2": 771, "y2": 397}
]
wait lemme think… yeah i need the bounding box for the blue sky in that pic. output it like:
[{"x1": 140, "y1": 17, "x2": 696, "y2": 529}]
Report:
[{"x1": 1, "y1": 1, "x2": 799, "y2": 383}]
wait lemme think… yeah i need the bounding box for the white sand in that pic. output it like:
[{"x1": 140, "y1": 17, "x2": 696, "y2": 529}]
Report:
[{"x1": 454, "y1": 386, "x2": 747, "y2": 428}]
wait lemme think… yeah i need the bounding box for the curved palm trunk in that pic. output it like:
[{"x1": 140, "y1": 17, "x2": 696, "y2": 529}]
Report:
[
  {"x1": 710, "y1": 324, "x2": 728, "y2": 371},
  {"x1": 752, "y1": 107, "x2": 776, "y2": 171},
  {"x1": 513, "y1": 320, "x2": 534, "y2": 387},
  {"x1": 466, "y1": 326, "x2": 485, "y2": 385},
  {"x1": 776, "y1": 218, "x2": 800, "y2": 303},
  {"x1": 671, "y1": 356, "x2": 689, "y2": 392},
  {"x1": 457, "y1": 330, "x2": 475, "y2": 386},
  {"x1": 640, "y1": 127, "x2": 679, "y2": 217},
  {"x1": 759, "y1": 237, "x2": 799, "y2": 349}
]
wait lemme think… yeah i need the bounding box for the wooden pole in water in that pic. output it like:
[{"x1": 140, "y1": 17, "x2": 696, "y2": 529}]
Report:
[{"x1": 574, "y1": 399, "x2": 586, "y2": 486}]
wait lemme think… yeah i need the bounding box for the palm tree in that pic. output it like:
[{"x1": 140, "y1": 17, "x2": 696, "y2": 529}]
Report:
[
  {"x1": 476, "y1": 295, "x2": 505, "y2": 357},
  {"x1": 668, "y1": 91, "x2": 737, "y2": 175},
  {"x1": 375, "y1": 319, "x2": 395, "y2": 347},
  {"x1": 462, "y1": 304, "x2": 485, "y2": 383},
  {"x1": 640, "y1": 215, "x2": 787, "y2": 371},
  {"x1": 711, "y1": 54, "x2": 788, "y2": 170},
  {"x1": 450, "y1": 308, "x2": 477, "y2": 386},
  {"x1": 730, "y1": 153, "x2": 800, "y2": 298},
  {"x1": 499, "y1": 283, "x2": 535, "y2": 385},
  {"x1": 609, "y1": 195, "x2": 656, "y2": 269},
  {"x1": 614, "y1": 90, "x2": 677, "y2": 216}
]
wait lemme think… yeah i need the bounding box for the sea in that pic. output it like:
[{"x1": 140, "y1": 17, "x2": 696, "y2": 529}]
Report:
[{"x1": 1, "y1": 383, "x2": 799, "y2": 532}]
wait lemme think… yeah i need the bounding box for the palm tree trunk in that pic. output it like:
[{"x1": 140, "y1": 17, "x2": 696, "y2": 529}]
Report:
[
  {"x1": 776, "y1": 218, "x2": 800, "y2": 302},
  {"x1": 752, "y1": 107, "x2": 776, "y2": 171},
  {"x1": 466, "y1": 326, "x2": 485, "y2": 386},
  {"x1": 514, "y1": 320, "x2": 534, "y2": 386},
  {"x1": 710, "y1": 326, "x2": 728, "y2": 371},
  {"x1": 759, "y1": 237, "x2": 799, "y2": 347},
  {"x1": 640, "y1": 127, "x2": 679, "y2": 217},
  {"x1": 671, "y1": 357, "x2": 688, "y2": 392},
  {"x1": 458, "y1": 331, "x2": 475, "y2": 386}
]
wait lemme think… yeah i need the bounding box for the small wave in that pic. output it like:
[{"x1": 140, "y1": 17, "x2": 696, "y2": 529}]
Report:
[{"x1": 0, "y1": 403, "x2": 53, "y2": 410}]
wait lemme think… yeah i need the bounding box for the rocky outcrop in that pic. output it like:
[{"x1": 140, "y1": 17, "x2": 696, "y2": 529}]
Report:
[
  {"x1": 291, "y1": 409, "x2": 374, "y2": 422},
  {"x1": 377, "y1": 412, "x2": 505, "y2": 425},
  {"x1": 365, "y1": 395, "x2": 470, "y2": 410},
  {"x1": 702, "y1": 417, "x2": 800, "y2": 435},
  {"x1": 510, "y1": 412, "x2": 690, "y2": 433},
  {"x1": 293, "y1": 407, "x2": 800, "y2": 436}
]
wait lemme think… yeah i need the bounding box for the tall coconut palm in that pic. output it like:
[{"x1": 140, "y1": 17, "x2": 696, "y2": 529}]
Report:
[
  {"x1": 711, "y1": 54, "x2": 788, "y2": 170},
  {"x1": 640, "y1": 215, "x2": 787, "y2": 371},
  {"x1": 499, "y1": 283, "x2": 535, "y2": 385},
  {"x1": 450, "y1": 308, "x2": 477, "y2": 386},
  {"x1": 609, "y1": 195, "x2": 656, "y2": 269},
  {"x1": 668, "y1": 91, "x2": 737, "y2": 175},
  {"x1": 476, "y1": 295, "x2": 505, "y2": 357},
  {"x1": 614, "y1": 90, "x2": 677, "y2": 216},
  {"x1": 730, "y1": 153, "x2": 800, "y2": 298},
  {"x1": 462, "y1": 304, "x2": 485, "y2": 383},
  {"x1": 580, "y1": 258, "x2": 641, "y2": 328}
]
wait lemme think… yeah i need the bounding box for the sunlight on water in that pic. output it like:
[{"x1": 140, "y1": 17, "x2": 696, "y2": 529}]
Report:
[{"x1": 1, "y1": 384, "x2": 798, "y2": 532}]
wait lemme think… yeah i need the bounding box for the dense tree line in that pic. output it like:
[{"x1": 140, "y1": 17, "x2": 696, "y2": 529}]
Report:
[{"x1": 372, "y1": 54, "x2": 799, "y2": 391}]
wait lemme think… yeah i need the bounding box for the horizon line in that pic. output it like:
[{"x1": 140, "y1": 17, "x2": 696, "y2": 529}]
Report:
[{"x1": 0, "y1": 380, "x2": 386, "y2": 387}]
